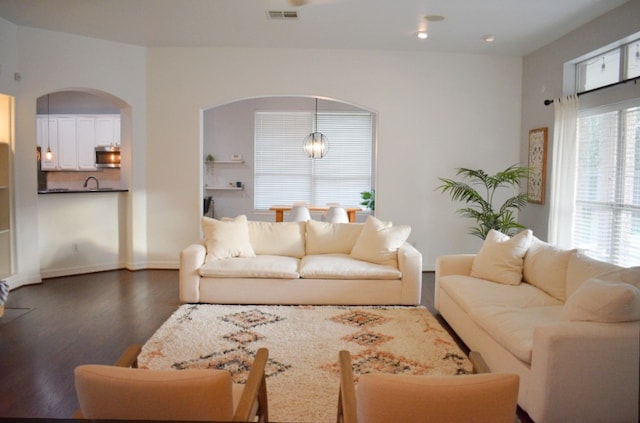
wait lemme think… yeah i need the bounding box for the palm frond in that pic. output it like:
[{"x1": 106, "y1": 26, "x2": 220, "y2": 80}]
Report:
[
  {"x1": 437, "y1": 164, "x2": 529, "y2": 239},
  {"x1": 498, "y1": 193, "x2": 529, "y2": 214}
]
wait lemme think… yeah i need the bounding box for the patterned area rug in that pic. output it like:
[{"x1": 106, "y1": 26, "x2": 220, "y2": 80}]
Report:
[{"x1": 139, "y1": 304, "x2": 473, "y2": 423}]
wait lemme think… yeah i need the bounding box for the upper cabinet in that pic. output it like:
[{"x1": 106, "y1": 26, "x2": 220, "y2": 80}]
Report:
[
  {"x1": 95, "y1": 116, "x2": 121, "y2": 146},
  {"x1": 36, "y1": 114, "x2": 120, "y2": 171}
]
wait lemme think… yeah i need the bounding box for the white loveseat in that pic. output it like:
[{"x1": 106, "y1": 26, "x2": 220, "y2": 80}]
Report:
[
  {"x1": 435, "y1": 229, "x2": 640, "y2": 423},
  {"x1": 180, "y1": 215, "x2": 422, "y2": 305}
]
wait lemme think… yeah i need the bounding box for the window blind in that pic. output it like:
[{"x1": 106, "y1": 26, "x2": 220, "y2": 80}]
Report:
[
  {"x1": 254, "y1": 111, "x2": 372, "y2": 210},
  {"x1": 574, "y1": 104, "x2": 640, "y2": 266}
]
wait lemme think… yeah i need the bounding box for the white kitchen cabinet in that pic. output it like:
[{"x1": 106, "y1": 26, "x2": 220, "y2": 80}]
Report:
[
  {"x1": 95, "y1": 115, "x2": 120, "y2": 146},
  {"x1": 37, "y1": 114, "x2": 120, "y2": 170},
  {"x1": 76, "y1": 117, "x2": 97, "y2": 170},
  {"x1": 57, "y1": 117, "x2": 77, "y2": 169}
]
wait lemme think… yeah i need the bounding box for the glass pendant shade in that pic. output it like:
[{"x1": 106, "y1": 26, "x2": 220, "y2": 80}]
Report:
[
  {"x1": 303, "y1": 132, "x2": 328, "y2": 158},
  {"x1": 303, "y1": 97, "x2": 329, "y2": 158}
]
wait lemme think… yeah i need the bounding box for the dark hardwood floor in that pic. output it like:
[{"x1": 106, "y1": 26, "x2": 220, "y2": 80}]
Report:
[
  {"x1": 0, "y1": 270, "x2": 180, "y2": 418},
  {"x1": 0, "y1": 270, "x2": 531, "y2": 422}
]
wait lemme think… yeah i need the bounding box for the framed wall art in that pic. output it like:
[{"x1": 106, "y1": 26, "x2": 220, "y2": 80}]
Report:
[{"x1": 527, "y1": 127, "x2": 548, "y2": 204}]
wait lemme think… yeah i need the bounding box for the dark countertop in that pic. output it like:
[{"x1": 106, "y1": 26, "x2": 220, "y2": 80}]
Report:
[{"x1": 37, "y1": 188, "x2": 129, "y2": 194}]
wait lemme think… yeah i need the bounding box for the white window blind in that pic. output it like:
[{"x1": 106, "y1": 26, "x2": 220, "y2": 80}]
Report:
[
  {"x1": 574, "y1": 103, "x2": 640, "y2": 266},
  {"x1": 254, "y1": 111, "x2": 372, "y2": 210}
]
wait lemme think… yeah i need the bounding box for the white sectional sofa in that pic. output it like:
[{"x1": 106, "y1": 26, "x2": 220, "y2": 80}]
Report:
[
  {"x1": 435, "y1": 229, "x2": 640, "y2": 423},
  {"x1": 180, "y1": 215, "x2": 422, "y2": 305}
]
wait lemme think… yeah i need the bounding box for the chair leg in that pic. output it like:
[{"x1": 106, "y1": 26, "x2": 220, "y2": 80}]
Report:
[
  {"x1": 469, "y1": 351, "x2": 490, "y2": 374},
  {"x1": 338, "y1": 350, "x2": 357, "y2": 423},
  {"x1": 234, "y1": 348, "x2": 269, "y2": 422}
]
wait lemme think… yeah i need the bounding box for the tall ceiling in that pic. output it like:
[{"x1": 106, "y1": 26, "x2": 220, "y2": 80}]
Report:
[{"x1": 0, "y1": 0, "x2": 629, "y2": 56}]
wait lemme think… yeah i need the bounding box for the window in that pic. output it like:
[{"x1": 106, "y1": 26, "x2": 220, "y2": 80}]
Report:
[
  {"x1": 576, "y1": 38, "x2": 640, "y2": 92},
  {"x1": 574, "y1": 103, "x2": 640, "y2": 266},
  {"x1": 254, "y1": 111, "x2": 373, "y2": 210}
]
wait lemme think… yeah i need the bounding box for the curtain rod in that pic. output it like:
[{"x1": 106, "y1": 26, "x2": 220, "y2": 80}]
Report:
[{"x1": 543, "y1": 75, "x2": 640, "y2": 106}]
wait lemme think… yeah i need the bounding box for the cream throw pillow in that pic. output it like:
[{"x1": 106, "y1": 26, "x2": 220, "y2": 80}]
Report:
[
  {"x1": 248, "y1": 221, "x2": 306, "y2": 258},
  {"x1": 350, "y1": 216, "x2": 410, "y2": 267},
  {"x1": 523, "y1": 236, "x2": 576, "y2": 301},
  {"x1": 471, "y1": 229, "x2": 533, "y2": 285},
  {"x1": 306, "y1": 220, "x2": 364, "y2": 255},
  {"x1": 201, "y1": 215, "x2": 255, "y2": 260},
  {"x1": 563, "y1": 277, "x2": 640, "y2": 323},
  {"x1": 565, "y1": 252, "x2": 622, "y2": 298}
]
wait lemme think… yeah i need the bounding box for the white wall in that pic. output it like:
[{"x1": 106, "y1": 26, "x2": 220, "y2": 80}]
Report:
[
  {"x1": 519, "y1": 0, "x2": 640, "y2": 239},
  {"x1": 147, "y1": 47, "x2": 522, "y2": 269},
  {"x1": 3, "y1": 24, "x2": 147, "y2": 287},
  {"x1": 2, "y1": 22, "x2": 522, "y2": 277}
]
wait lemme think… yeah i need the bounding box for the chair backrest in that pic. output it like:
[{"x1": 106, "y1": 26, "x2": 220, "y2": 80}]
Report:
[
  {"x1": 288, "y1": 205, "x2": 311, "y2": 222},
  {"x1": 337, "y1": 350, "x2": 519, "y2": 423},
  {"x1": 355, "y1": 372, "x2": 520, "y2": 423},
  {"x1": 75, "y1": 365, "x2": 234, "y2": 421},
  {"x1": 324, "y1": 206, "x2": 349, "y2": 223}
]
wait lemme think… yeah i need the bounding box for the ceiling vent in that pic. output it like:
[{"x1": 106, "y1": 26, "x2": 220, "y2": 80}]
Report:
[{"x1": 267, "y1": 10, "x2": 298, "y2": 20}]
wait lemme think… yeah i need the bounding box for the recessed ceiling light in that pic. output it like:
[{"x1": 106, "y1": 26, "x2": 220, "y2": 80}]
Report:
[
  {"x1": 417, "y1": 31, "x2": 428, "y2": 40},
  {"x1": 482, "y1": 34, "x2": 495, "y2": 43}
]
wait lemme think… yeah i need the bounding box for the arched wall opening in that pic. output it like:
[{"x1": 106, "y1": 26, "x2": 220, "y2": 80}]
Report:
[
  {"x1": 35, "y1": 88, "x2": 133, "y2": 278},
  {"x1": 201, "y1": 95, "x2": 377, "y2": 222}
]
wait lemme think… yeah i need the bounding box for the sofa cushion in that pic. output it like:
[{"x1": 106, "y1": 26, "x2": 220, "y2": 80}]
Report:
[
  {"x1": 350, "y1": 216, "x2": 411, "y2": 267},
  {"x1": 305, "y1": 220, "x2": 364, "y2": 255},
  {"x1": 199, "y1": 255, "x2": 300, "y2": 279},
  {"x1": 566, "y1": 252, "x2": 622, "y2": 298},
  {"x1": 562, "y1": 267, "x2": 640, "y2": 323},
  {"x1": 247, "y1": 221, "x2": 306, "y2": 258},
  {"x1": 523, "y1": 236, "x2": 575, "y2": 302},
  {"x1": 202, "y1": 215, "x2": 255, "y2": 260},
  {"x1": 471, "y1": 229, "x2": 533, "y2": 285},
  {"x1": 300, "y1": 254, "x2": 401, "y2": 280},
  {"x1": 471, "y1": 304, "x2": 564, "y2": 363},
  {"x1": 438, "y1": 275, "x2": 562, "y2": 314}
]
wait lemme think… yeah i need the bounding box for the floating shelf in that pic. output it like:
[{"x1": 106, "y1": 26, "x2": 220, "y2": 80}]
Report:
[
  {"x1": 204, "y1": 160, "x2": 244, "y2": 164},
  {"x1": 205, "y1": 186, "x2": 244, "y2": 191}
]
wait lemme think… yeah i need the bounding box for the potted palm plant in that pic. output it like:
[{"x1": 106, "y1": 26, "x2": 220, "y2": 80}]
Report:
[{"x1": 436, "y1": 164, "x2": 529, "y2": 239}]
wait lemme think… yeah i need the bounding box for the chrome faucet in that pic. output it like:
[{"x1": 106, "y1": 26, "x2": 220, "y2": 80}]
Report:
[{"x1": 83, "y1": 176, "x2": 99, "y2": 190}]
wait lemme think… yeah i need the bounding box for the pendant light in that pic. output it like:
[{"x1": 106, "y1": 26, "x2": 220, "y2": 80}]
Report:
[
  {"x1": 303, "y1": 98, "x2": 329, "y2": 159},
  {"x1": 45, "y1": 94, "x2": 53, "y2": 161}
]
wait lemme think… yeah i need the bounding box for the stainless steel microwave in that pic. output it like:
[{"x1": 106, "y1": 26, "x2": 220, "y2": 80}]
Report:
[{"x1": 95, "y1": 146, "x2": 120, "y2": 168}]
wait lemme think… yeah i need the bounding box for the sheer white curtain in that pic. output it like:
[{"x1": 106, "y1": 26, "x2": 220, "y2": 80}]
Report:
[{"x1": 548, "y1": 95, "x2": 579, "y2": 248}]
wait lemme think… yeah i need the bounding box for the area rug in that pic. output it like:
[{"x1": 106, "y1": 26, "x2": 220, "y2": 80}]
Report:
[{"x1": 138, "y1": 304, "x2": 473, "y2": 423}]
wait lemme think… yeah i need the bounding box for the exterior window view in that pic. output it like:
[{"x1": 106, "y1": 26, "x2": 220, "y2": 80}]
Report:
[{"x1": 0, "y1": 2, "x2": 638, "y2": 423}]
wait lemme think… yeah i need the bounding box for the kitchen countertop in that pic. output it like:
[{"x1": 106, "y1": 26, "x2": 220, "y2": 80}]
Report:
[{"x1": 37, "y1": 188, "x2": 129, "y2": 194}]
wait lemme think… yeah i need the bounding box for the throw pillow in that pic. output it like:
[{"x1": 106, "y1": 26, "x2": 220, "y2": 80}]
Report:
[
  {"x1": 350, "y1": 216, "x2": 411, "y2": 267},
  {"x1": 562, "y1": 277, "x2": 640, "y2": 323},
  {"x1": 201, "y1": 215, "x2": 255, "y2": 260},
  {"x1": 247, "y1": 221, "x2": 306, "y2": 258},
  {"x1": 470, "y1": 229, "x2": 533, "y2": 285},
  {"x1": 523, "y1": 236, "x2": 576, "y2": 301},
  {"x1": 565, "y1": 252, "x2": 622, "y2": 298},
  {"x1": 306, "y1": 220, "x2": 364, "y2": 255}
]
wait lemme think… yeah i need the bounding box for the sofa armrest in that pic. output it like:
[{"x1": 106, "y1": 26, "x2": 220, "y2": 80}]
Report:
[
  {"x1": 434, "y1": 254, "x2": 475, "y2": 310},
  {"x1": 179, "y1": 241, "x2": 206, "y2": 303},
  {"x1": 435, "y1": 254, "x2": 475, "y2": 277},
  {"x1": 528, "y1": 320, "x2": 640, "y2": 423},
  {"x1": 398, "y1": 242, "x2": 422, "y2": 305}
]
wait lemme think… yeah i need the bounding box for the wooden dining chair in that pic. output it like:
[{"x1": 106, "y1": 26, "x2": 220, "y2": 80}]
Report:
[
  {"x1": 337, "y1": 350, "x2": 519, "y2": 423},
  {"x1": 74, "y1": 344, "x2": 269, "y2": 422}
]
